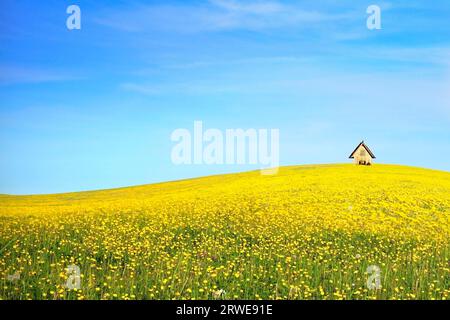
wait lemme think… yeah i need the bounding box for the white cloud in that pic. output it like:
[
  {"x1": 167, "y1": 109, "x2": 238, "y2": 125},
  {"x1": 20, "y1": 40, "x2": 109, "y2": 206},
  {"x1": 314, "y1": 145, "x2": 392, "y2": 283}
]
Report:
[
  {"x1": 369, "y1": 47, "x2": 450, "y2": 66},
  {"x1": 209, "y1": 0, "x2": 285, "y2": 14},
  {"x1": 120, "y1": 60, "x2": 450, "y2": 122},
  {"x1": 120, "y1": 82, "x2": 246, "y2": 95},
  {"x1": 95, "y1": 1, "x2": 355, "y2": 33},
  {"x1": 0, "y1": 65, "x2": 79, "y2": 85}
]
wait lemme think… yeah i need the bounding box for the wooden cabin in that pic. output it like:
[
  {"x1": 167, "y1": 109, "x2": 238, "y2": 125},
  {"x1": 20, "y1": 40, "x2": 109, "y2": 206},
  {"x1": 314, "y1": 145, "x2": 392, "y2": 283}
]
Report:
[{"x1": 349, "y1": 141, "x2": 376, "y2": 165}]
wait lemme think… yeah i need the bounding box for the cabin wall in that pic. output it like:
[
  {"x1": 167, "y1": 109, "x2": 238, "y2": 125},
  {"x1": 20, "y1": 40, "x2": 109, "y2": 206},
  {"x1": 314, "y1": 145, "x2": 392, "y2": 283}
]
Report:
[{"x1": 353, "y1": 145, "x2": 373, "y2": 165}]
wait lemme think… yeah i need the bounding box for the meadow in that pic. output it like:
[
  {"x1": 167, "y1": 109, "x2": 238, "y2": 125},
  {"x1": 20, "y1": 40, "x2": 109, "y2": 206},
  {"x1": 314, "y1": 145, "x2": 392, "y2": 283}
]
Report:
[{"x1": 0, "y1": 164, "x2": 449, "y2": 300}]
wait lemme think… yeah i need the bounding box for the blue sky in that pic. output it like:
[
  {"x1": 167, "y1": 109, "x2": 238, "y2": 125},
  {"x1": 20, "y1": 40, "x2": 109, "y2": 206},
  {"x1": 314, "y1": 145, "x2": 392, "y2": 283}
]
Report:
[{"x1": 0, "y1": 0, "x2": 449, "y2": 194}]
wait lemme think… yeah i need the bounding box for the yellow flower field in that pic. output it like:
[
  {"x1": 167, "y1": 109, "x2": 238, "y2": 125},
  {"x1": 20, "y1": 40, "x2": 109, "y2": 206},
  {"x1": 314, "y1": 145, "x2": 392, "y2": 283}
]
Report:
[{"x1": 0, "y1": 164, "x2": 449, "y2": 300}]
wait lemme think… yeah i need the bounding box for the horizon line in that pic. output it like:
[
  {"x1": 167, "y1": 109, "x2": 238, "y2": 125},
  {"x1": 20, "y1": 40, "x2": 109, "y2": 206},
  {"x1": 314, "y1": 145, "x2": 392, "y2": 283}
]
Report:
[{"x1": 1, "y1": 162, "x2": 449, "y2": 197}]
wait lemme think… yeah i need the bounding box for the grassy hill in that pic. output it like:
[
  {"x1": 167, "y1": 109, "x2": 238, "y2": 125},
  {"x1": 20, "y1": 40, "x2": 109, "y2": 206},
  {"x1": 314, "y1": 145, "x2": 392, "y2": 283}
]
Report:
[{"x1": 0, "y1": 164, "x2": 449, "y2": 300}]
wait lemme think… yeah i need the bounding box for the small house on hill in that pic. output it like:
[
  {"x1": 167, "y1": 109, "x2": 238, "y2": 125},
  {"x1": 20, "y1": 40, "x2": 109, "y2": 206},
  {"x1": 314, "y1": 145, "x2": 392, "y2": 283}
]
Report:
[{"x1": 349, "y1": 141, "x2": 376, "y2": 165}]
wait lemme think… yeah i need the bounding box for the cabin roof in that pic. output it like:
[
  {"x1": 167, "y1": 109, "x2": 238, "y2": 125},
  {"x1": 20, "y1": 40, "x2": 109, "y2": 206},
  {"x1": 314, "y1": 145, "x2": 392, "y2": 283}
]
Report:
[{"x1": 349, "y1": 141, "x2": 376, "y2": 159}]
